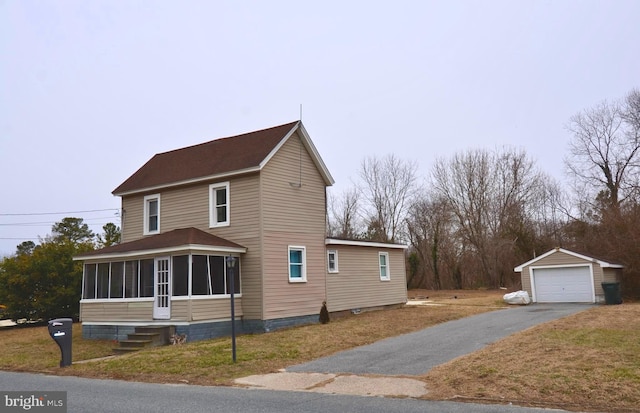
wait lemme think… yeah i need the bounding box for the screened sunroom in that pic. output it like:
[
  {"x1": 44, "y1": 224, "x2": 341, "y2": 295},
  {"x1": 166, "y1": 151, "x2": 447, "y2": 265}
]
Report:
[{"x1": 74, "y1": 228, "x2": 246, "y2": 340}]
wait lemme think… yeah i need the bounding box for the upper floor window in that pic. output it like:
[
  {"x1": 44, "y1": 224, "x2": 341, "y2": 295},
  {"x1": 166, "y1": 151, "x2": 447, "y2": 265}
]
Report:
[
  {"x1": 143, "y1": 194, "x2": 160, "y2": 235},
  {"x1": 210, "y1": 182, "x2": 230, "y2": 227},
  {"x1": 327, "y1": 250, "x2": 338, "y2": 273},
  {"x1": 379, "y1": 252, "x2": 390, "y2": 281},
  {"x1": 288, "y1": 246, "x2": 307, "y2": 282}
]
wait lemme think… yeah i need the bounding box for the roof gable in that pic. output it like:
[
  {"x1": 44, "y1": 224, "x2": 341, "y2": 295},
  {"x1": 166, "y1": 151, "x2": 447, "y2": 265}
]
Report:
[
  {"x1": 514, "y1": 247, "x2": 624, "y2": 272},
  {"x1": 113, "y1": 121, "x2": 333, "y2": 196}
]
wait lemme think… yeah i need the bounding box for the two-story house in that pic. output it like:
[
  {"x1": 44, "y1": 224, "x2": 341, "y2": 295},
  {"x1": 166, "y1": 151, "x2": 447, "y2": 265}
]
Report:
[{"x1": 75, "y1": 121, "x2": 407, "y2": 341}]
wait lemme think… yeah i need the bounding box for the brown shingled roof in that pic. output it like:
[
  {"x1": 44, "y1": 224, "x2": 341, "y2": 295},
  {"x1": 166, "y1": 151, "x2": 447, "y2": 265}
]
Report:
[
  {"x1": 75, "y1": 227, "x2": 246, "y2": 259},
  {"x1": 113, "y1": 121, "x2": 300, "y2": 195}
]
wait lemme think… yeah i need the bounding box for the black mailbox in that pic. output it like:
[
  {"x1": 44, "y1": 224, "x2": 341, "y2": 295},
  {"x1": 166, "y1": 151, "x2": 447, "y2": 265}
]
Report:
[{"x1": 48, "y1": 318, "x2": 73, "y2": 367}]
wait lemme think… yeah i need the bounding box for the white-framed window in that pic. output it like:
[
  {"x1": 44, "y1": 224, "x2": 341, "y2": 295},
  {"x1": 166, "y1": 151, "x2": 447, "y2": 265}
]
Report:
[
  {"x1": 288, "y1": 246, "x2": 307, "y2": 283},
  {"x1": 327, "y1": 250, "x2": 339, "y2": 273},
  {"x1": 209, "y1": 182, "x2": 230, "y2": 227},
  {"x1": 379, "y1": 252, "x2": 390, "y2": 281},
  {"x1": 143, "y1": 194, "x2": 160, "y2": 235}
]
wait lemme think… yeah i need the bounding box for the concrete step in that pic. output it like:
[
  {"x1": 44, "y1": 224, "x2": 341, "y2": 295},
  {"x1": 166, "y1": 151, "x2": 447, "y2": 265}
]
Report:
[
  {"x1": 118, "y1": 339, "x2": 154, "y2": 349},
  {"x1": 112, "y1": 325, "x2": 176, "y2": 355},
  {"x1": 135, "y1": 326, "x2": 175, "y2": 345},
  {"x1": 127, "y1": 332, "x2": 162, "y2": 346}
]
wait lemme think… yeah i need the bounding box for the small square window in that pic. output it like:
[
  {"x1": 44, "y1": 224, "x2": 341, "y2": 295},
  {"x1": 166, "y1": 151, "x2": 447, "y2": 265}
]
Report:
[
  {"x1": 288, "y1": 246, "x2": 307, "y2": 282},
  {"x1": 327, "y1": 250, "x2": 338, "y2": 273},
  {"x1": 379, "y1": 252, "x2": 390, "y2": 281}
]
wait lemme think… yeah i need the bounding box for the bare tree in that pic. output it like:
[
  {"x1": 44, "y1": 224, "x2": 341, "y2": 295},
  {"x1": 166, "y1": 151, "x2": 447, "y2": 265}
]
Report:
[
  {"x1": 623, "y1": 88, "x2": 640, "y2": 137},
  {"x1": 565, "y1": 90, "x2": 640, "y2": 211},
  {"x1": 327, "y1": 187, "x2": 362, "y2": 239},
  {"x1": 359, "y1": 154, "x2": 418, "y2": 243},
  {"x1": 432, "y1": 149, "x2": 492, "y2": 284},
  {"x1": 431, "y1": 147, "x2": 552, "y2": 288},
  {"x1": 406, "y1": 194, "x2": 453, "y2": 289}
]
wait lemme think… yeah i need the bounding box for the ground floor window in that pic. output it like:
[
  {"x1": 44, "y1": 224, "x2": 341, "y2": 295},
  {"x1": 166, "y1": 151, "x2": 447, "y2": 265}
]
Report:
[
  {"x1": 379, "y1": 252, "x2": 390, "y2": 281},
  {"x1": 83, "y1": 259, "x2": 155, "y2": 299},
  {"x1": 327, "y1": 250, "x2": 338, "y2": 273},
  {"x1": 191, "y1": 255, "x2": 239, "y2": 295},
  {"x1": 172, "y1": 255, "x2": 189, "y2": 296},
  {"x1": 288, "y1": 246, "x2": 307, "y2": 282}
]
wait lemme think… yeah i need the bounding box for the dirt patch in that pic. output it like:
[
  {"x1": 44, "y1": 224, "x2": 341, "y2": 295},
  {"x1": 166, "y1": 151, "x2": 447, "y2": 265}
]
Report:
[{"x1": 409, "y1": 289, "x2": 508, "y2": 307}]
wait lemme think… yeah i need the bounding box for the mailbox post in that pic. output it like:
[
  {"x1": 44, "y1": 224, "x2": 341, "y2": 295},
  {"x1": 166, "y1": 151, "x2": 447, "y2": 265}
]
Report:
[{"x1": 48, "y1": 318, "x2": 73, "y2": 367}]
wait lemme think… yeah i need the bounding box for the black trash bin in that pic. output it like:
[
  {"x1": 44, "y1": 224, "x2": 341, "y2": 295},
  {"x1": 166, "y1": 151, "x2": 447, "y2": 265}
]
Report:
[
  {"x1": 601, "y1": 282, "x2": 622, "y2": 305},
  {"x1": 48, "y1": 318, "x2": 73, "y2": 367}
]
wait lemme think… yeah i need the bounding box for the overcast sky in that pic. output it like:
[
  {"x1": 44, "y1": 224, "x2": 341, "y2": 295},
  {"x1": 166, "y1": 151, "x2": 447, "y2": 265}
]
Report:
[{"x1": 1, "y1": 1, "x2": 639, "y2": 256}]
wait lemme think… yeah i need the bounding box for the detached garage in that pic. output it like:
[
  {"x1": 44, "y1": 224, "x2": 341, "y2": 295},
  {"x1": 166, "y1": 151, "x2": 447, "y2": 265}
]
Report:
[{"x1": 515, "y1": 248, "x2": 623, "y2": 303}]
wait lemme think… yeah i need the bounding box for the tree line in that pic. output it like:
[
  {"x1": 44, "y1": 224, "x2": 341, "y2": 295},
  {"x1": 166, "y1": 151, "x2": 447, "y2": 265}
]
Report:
[
  {"x1": 0, "y1": 218, "x2": 120, "y2": 321},
  {"x1": 328, "y1": 88, "x2": 640, "y2": 297}
]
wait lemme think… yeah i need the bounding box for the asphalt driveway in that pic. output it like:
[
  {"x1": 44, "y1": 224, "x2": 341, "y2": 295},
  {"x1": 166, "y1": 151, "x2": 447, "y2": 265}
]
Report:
[{"x1": 287, "y1": 303, "x2": 592, "y2": 376}]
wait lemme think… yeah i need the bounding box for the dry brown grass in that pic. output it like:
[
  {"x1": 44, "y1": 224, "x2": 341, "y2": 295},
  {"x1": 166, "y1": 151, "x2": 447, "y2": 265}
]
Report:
[
  {"x1": 421, "y1": 303, "x2": 640, "y2": 413},
  {"x1": 0, "y1": 325, "x2": 114, "y2": 371}
]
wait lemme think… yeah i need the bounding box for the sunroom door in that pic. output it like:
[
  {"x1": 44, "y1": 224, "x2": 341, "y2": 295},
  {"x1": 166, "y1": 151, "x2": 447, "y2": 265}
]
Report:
[{"x1": 153, "y1": 257, "x2": 171, "y2": 320}]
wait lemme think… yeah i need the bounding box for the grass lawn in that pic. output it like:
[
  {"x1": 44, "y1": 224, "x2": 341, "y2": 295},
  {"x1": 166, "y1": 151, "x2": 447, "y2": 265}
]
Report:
[
  {"x1": 1, "y1": 290, "x2": 638, "y2": 412},
  {"x1": 422, "y1": 303, "x2": 640, "y2": 413},
  {"x1": 0, "y1": 290, "x2": 502, "y2": 384}
]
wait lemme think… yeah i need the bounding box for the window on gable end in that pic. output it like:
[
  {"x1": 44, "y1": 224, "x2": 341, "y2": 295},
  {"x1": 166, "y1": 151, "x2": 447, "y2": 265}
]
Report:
[
  {"x1": 143, "y1": 194, "x2": 160, "y2": 235},
  {"x1": 210, "y1": 182, "x2": 230, "y2": 227}
]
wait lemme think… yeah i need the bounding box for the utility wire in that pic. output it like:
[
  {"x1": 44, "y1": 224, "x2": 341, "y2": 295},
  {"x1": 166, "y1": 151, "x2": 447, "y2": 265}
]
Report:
[
  {"x1": 0, "y1": 208, "x2": 119, "y2": 216},
  {"x1": 0, "y1": 216, "x2": 118, "y2": 226}
]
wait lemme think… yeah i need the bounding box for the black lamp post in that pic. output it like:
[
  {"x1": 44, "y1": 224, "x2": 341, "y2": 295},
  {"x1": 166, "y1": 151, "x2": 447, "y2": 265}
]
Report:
[{"x1": 225, "y1": 255, "x2": 237, "y2": 363}]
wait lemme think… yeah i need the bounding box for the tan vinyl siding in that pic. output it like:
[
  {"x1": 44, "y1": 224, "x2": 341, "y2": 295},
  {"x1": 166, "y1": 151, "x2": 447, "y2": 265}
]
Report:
[
  {"x1": 161, "y1": 185, "x2": 209, "y2": 230},
  {"x1": 191, "y1": 298, "x2": 243, "y2": 321},
  {"x1": 117, "y1": 174, "x2": 264, "y2": 320},
  {"x1": 80, "y1": 298, "x2": 242, "y2": 322},
  {"x1": 80, "y1": 301, "x2": 153, "y2": 322},
  {"x1": 203, "y1": 175, "x2": 262, "y2": 319},
  {"x1": 171, "y1": 300, "x2": 189, "y2": 321},
  {"x1": 521, "y1": 268, "x2": 532, "y2": 295},
  {"x1": 260, "y1": 133, "x2": 328, "y2": 320},
  {"x1": 326, "y1": 246, "x2": 407, "y2": 312},
  {"x1": 122, "y1": 174, "x2": 260, "y2": 239},
  {"x1": 121, "y1": 195, "x2": 143, "y2": 242},
  {"x1": 261, "y1": 233, "x2": 326, "y2": 319},
  {"x1": 528, "y1": 251, "x2": 587, "y2": 267}
]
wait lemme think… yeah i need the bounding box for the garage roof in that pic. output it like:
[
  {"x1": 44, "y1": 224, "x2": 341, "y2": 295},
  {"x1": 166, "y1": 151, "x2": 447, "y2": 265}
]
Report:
[{"x1": 514, "y1": 247, "x2": 624, "y2": 272}]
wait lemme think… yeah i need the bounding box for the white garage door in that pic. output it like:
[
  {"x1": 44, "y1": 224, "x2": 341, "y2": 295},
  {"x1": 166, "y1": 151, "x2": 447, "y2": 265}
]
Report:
[{"x1": 532, "y1": 266, "x2": 593, "y2": 303}]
